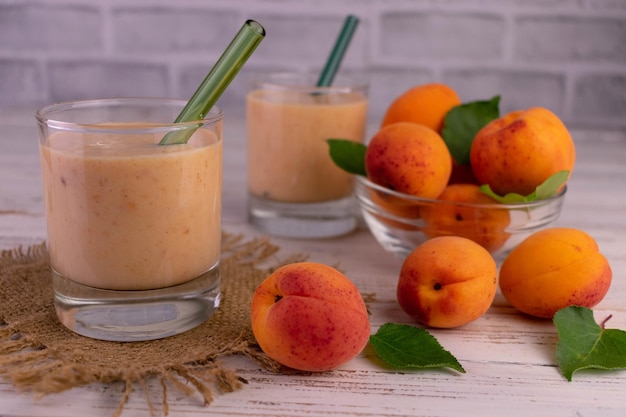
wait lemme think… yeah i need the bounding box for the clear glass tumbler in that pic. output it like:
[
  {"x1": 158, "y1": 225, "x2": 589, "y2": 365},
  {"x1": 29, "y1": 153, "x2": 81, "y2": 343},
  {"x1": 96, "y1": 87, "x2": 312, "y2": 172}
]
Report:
[
  {"x1": 246, "y1": 72, "x2": 369, "y2": 238},
  {"x1": 36, "y1": 98, "x2": 223, "y2": 341}
]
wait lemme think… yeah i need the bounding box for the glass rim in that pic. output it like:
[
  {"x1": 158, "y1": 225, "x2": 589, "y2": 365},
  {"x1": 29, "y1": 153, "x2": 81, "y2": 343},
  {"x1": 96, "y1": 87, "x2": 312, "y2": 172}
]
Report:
[
  {"x1": 35, "y1": 97, "x2": 223, "y2": 133},
  {"x1": 356, "y1": 175, "x2": 567, "y2": 210},
  {"x1": 250, "y1": 71, "x2": 369, "y2": 94}
]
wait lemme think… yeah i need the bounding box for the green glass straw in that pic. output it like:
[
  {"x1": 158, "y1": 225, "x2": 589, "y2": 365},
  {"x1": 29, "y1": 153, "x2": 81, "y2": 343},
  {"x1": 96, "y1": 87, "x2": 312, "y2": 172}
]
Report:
[
  {"x1": 160, "y1": 20, "x2": 265, "y2": 145},
  {"x1": 316, "y1": 15, "x2": 359, "y2": 87}
]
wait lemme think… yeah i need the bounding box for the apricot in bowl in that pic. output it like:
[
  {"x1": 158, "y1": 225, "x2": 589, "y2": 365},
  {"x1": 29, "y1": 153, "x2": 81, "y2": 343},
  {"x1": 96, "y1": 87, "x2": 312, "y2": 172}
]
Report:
[{"x1": 355, "y1": 175, "x2": 566, "y2": 263}]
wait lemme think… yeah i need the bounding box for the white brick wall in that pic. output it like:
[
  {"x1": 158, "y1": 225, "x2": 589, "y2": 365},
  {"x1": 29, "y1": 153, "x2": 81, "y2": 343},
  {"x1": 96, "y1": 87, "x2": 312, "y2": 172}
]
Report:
[{"x1": 1, "y1": 0, "x2": 624, "y2": 130}]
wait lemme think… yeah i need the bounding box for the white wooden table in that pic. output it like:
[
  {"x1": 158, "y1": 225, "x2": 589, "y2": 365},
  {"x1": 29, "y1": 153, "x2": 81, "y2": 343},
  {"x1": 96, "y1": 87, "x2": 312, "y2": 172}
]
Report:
[{"x1": 1, "y1": 106, "x2": 625, "y2": 417}]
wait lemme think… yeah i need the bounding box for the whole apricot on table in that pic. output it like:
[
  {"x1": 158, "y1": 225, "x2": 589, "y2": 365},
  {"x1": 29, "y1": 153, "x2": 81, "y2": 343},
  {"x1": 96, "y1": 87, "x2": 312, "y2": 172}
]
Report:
[
  {"x1": 470, "y1": 107, "x2": 575, "y2": 196},
  {"x1": 381, "y1": 83, "x2": 461, "y2": 132},
  {"x1": 499, "y1": 227, "x2": 612, "y2": 319},
  {"x1": 397, "y1": 236, "x2": 498, "y2": 328},
  {"x1": 250, "y1": 262, "x2": 370, "y2": 372},
  {"x1": 365, "y1": 122, "x2": 452, "y2": 199},
  {"x1": 420, "y1": 184, "x2": 511, "y2": 253}
]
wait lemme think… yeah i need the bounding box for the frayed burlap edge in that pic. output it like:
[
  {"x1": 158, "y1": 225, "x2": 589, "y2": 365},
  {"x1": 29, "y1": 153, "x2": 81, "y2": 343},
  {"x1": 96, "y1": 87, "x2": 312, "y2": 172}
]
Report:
[{"x1": 0, "y1": 233, "x2": 307, "y2": 417}]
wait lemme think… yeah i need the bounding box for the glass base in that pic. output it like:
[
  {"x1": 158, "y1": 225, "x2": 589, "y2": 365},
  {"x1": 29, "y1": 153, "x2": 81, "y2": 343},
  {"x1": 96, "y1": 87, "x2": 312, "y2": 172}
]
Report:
[
  {"x1": 52, "y1": 265, "x2": 220, "y2": 342},
  {"x1": 248, "y1": 193, "x2": 358, "y2": 238}
]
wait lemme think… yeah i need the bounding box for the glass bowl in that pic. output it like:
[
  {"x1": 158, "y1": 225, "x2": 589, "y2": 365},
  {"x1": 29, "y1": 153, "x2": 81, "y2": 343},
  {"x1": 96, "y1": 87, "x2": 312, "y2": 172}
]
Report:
[{"x1": 355, "y1": 176, "x2": 566, "y2": 263}]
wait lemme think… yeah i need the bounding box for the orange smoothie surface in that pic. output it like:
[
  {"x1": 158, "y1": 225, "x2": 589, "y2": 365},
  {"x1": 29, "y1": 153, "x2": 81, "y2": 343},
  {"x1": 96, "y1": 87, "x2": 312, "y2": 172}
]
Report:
[
  {"x1": 40, "y1": 126, "x2": 222, "y2": 290},
  {"x1": 247, "y1": 89, "x2": 368, "y2": 203}
]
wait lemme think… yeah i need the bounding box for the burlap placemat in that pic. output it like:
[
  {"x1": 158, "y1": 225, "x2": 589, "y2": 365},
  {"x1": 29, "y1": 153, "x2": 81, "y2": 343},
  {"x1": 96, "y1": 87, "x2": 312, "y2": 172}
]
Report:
[{"x1": 0, "y1": 233, "x2": 306, "y2": 416}]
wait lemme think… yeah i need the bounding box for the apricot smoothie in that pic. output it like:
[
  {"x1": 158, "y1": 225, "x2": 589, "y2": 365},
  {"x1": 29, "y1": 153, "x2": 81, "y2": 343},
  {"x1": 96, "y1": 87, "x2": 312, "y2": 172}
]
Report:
[
  {"x1": 247, "y1": 88, "x2": 368, "y2": 203},
  {"x1": 39, "y1": 126, "x2": 222, "y2": 291}
]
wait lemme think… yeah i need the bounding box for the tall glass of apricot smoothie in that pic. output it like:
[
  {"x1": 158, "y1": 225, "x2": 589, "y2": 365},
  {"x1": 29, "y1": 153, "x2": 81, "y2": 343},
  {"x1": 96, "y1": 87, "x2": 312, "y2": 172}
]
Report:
[
  {"x1": 36, "y1": 98, "x2": 223, "y2": 342},
  {"x1": 246, "y1": 72, "x2": 368, "y2": 238}
]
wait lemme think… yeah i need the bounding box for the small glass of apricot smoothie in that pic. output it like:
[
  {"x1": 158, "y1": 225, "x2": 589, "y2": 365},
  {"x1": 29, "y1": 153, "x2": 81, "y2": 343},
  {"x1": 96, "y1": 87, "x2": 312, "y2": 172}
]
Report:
[
  {"x1": 36, "y1": 98, "x2": 223, "y2": 342},
  {"x1": 246, "y1": 72, "x2": 368, "y2": 238}
]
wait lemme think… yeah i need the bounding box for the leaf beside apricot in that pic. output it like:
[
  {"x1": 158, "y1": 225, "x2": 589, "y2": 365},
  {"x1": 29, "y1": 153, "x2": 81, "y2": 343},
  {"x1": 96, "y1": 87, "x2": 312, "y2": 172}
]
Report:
[
  {"x1": 554, "y1": 306, "x2": 626, "y2": 381},
  {"x1": 441, "y1": 95, "x2": 501, "y2": 165},
  {"x1": 480, "y1": 170, "x2": 569, "y2": 203},
  {"x1": 369, "y1": 323, "x2": 466, "y2": 373},
  {"x1": 327, "y1": 139, "x2": 367, "y2": 176}
]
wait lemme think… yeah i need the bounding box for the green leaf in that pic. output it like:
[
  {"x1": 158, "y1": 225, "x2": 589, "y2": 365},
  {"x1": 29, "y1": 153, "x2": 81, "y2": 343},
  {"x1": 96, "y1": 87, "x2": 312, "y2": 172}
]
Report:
[
  {"x1": 369, "y1": 323, "x2": 465, "y2": 373},
  {"x1": 534, "y1": 170, "x2": 569, "y2": 200},
  {"x1": 479, "y1": 170, "x2": 569, "y2": 204},
  {"x1": 554, "y1": 306, "x2": 626, "y2": 381},
  {"x1": 327, "y1": 139, "x2": 367, "y2": 176},
  {"x1": 441, "y1": 95, "x2": 501, "y2": 165},
  {"x1": 479, "y1": 184, "x2": 527, "y2": 204}
]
